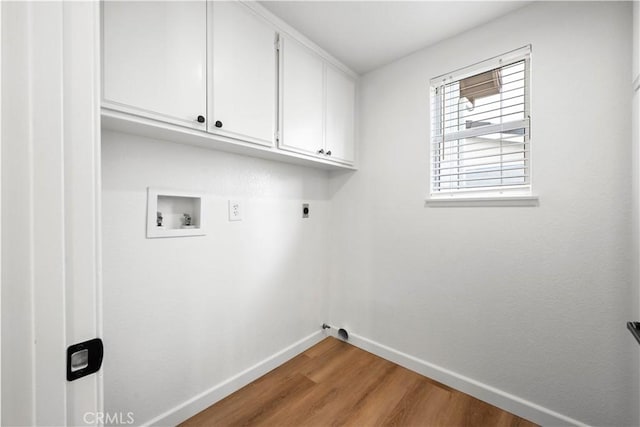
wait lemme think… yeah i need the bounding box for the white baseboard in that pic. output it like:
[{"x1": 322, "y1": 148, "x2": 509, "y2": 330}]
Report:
[
  {"x1": 141, "y1": 329, "x2": 586, "y2": 427},
  {"x1": 142, "y1": 330, "x2": 325, "y2": 427},
  {"x1": 347, "y1": 333, "x2": 588, "y2": 427}
]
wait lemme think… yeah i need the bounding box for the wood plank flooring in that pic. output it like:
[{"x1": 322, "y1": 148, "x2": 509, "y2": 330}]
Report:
[{"x1": 181, "y1": 337, "x2": 537, "y2": 427}]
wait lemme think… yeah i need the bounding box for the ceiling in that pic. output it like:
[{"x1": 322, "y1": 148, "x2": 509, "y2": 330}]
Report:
[{"x1": 260, "y1": 1, "x2": 531, "y2": 74}]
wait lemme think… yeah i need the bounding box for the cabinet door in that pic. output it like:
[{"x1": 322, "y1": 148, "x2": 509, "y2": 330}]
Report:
[
  {"x1": 102, "y1": 1, "x2": 207, "y2": 129},
  {"x1": 210, "y1": 2, "x2": 277, "y2": 146},
  {"x1": 325, "y1": 65, "x2": 356, "y2": 164},
  {"x1": 279, "y1": 36, "x2": 324, "y2": 156}
]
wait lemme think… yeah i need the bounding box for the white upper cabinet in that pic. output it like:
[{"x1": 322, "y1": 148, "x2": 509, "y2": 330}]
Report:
[
  {"x1": 210, "y1": 2, "x2": 277, "y2": 146},
  {"x1": 279, "y1": 36, "x2": 325, "y2": 157},
  {"x1": 325, "y1": 65, "x2": 356, "y2": 164},
  {"x1": 101, "y1": 1, "x2": 357, "y2": 169},
  {"x1": 279, "y1": 35, "x2": 356, "y2": 165},
  {"x1": 102, "y1": 1, "x2": 207, "y2": 129}
]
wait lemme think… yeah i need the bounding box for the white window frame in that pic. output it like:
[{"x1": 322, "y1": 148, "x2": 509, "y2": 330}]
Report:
[{"x1": 427, "y1": 45, "x2": 537, "y2": 206}]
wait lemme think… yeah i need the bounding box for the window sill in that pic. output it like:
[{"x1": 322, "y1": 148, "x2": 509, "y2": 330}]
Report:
[{"x1": 425, "y1": 195, "x2": 539, "y2": 207}]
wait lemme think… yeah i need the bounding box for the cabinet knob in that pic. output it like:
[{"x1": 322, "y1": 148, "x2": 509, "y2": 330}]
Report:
[
  {"x1": 317, "y1": 149, "x2": 324, "y2": 154},
  {"x1": 197, "y1": 115, "x2": 205, "y2": 123},
  {"x1": 326, "y1": 150, "x2": 332, "y2": 156},
  {"x1": 215, "y1": 120, "x2": 223, "y2": 128}
]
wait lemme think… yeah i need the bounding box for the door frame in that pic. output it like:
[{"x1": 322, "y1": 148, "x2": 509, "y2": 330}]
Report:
[
  {"x1": 1, "y1": 1, "x2": 103, "y2": 425},
  {"x1": 62, "y1": 2, "x2": 104, "y2": 424}
]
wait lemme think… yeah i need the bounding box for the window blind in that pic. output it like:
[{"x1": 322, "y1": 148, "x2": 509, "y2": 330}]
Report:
[{"x1": 430, "y1": 46, "x2": 531, "y2": 196}]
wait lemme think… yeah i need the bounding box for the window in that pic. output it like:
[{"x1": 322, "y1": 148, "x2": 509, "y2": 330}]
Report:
[{"x1": 429, "y1": 46, "x2": 531, "y2": 200}]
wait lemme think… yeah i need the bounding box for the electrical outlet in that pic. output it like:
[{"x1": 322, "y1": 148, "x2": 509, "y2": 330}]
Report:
[
  {"x1": 228, "y1": 200, "x2": 242, "y2": 221},
  {"x1": 302, "y1": 203, "x2": 309, "y2": 218}
]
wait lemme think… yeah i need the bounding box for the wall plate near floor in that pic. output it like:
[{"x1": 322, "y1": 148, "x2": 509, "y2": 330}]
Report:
[{"x1": 147, "y1": 188, "x2": 205, "y2": 238}]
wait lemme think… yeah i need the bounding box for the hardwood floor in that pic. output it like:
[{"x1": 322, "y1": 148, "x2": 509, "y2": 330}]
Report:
[{"x1": 181, "y1": 337, "x2": 537, "y2": 427}]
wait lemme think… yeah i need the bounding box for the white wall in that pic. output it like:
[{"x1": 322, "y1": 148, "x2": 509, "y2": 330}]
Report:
[
  {"x1": 329, "y1": 2, "x2": 635, "y2": 425},
  {"x1": 102, "y1": 130, "x2": 331, "y2": 425}
]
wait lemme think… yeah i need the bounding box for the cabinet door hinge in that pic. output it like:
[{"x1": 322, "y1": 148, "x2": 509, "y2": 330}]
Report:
[
  {"x1": 275, "y1": 130, "x2": 280, "y2": 142},
  {"x1": 275, "y1": 35, "x2": 281, "y2": 52}
]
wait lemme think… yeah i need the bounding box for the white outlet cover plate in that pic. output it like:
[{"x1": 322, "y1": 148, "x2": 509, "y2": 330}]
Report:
[{"x1": 228, "y1": 200, "x2": 242, "y2": 221}]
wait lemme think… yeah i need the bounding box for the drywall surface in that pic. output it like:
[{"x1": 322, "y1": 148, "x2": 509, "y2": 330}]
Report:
[
  {"x1": 102, "y1": 130, "x2": 331, "y2": 425},
  {"x1": 329, "y1": 2, "x2": 635, "y2": 425}
]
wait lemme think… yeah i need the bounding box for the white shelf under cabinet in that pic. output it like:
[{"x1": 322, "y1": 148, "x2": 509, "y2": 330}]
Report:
[{"x1": 102, "y1": 108, "x2": 357, "y2": 171}]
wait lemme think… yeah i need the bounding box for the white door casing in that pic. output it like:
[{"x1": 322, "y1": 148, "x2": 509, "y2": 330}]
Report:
[
  {"x1": 0, "y1": 0, "x2": 3, "y2": 421},
  {"x1": 64, "y1": 2, "x2": 103, "y2": 425},
  {"x1": 1, "y1": 1, "x2": 102, "y2": 425}
]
